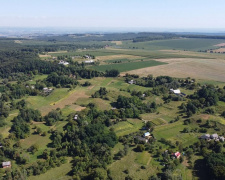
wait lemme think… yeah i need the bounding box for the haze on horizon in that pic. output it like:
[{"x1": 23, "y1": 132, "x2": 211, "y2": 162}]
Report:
[{"x1": 1, "y1": 0, "x2": 225, "y2": 31}]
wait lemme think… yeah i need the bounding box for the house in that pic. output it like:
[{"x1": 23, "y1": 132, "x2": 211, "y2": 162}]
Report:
[
  {"x1": 0, "y1": 142, "x2": 2, "y2": 148},
  {"x1": 84, "y1": 55, "x2": 90, "y2": 59},
  {"x1": 128, "y1": 80, "x2": 135, "y2": 84},
  {"x1": 2, "y1": 161, "x2": 11, "y2": 168},
  {"x1": 142, "y1": 94, "x2": 146, "y2": 97},
  {"x1": 219, "y1": 136, "x2": 225, "y2": 142},
  {"x1": 210, "y1": 133, "x2": 219, "y2": 140},
  {"x1": 135, "y1": 136, "x2": 148, "y2": 143},
  {"x1": 173, "y1": 152, "x2": 181, "y2": 159},
  {"x1": 43, "y1": 87, "x2": 53, "y2": 94},
  {"x1": 74, "y1": 115, "x2": 78, "y2": 120},
  {"x1": 84, "y1": 60, "x2": 94, "y2": 63},
  {"x1": 58, "y1": 60, "x2": 69, "y2": 65},
  {"x1": 144, "y1": 132, "x2": 150, "y2": 137},
  {"x1": 200, "y1": 134, "x2": 210, "y2": 140},
  {"x1": 170, "y1": 89, "x2": 181, "y2": 94}
]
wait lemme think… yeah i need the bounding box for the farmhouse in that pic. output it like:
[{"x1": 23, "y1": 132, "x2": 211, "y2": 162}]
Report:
[
  {"x1": 144, "y1": 132, "x2": 150, "y2": 137},
  {"x1": 58, "y1": 60, "x2": 69, "y2": 65},
  {"x1": 84, "y1": 55, "x2": 90, "y2": 59},
  {"x1": 200, "y1": 134, "x2": 210, "y2": 140},
  {"x1": 84, "y1": 60, "x2": 94, "y2": 64},
  {"x1": 219, "y1": 136, "x2": 225, "y2": 142},
  {"x1": 170, "y1": 89, "x2": 181, "y2": 94},
  {"x1": 210, "y1": 133, "x2": 218, "y2": 140},
  {"x1": 172, "y1": 152, "x2": 181, "y2": 159},
  {"x1": 135, "y1": 136, "x2": 148, "y2": 143},
  {"x1": 128, "y1": 80, "x2": 135, "y2": 84},
  {"x1": 2, "y1": 161, "x2": 11, "y2": 168},
  {"x1": 74, "y1": 115, "x2": 78, "y2": 120},
  {"x1": 200, "y1": 133, "x2": 224, "y2": 142},
  {"x1": 43, "y1": 87, "x2": 53, "y2": 93}
]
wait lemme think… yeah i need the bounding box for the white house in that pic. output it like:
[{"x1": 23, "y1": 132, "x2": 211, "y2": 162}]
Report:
[
  {"x1": 144, "y1": 132, "x2": 150, "y2": 137},
  {"x1": 200, "y1": 134, "x2": 211, "y2": 140},
  {"x1": 219, "y1": 136, "x2": 225, "y2": 142},
  {"x1": 84, "y1": 60, "x2": 94, "y2": 63},
  {"x1": 2, "y1": 161, "x2": 11, "y2": 168},
  {"x1": 43, "y1": 87, "x2": 53, "y2": 93},
  {"x1": 211, "y1": 133, "x2": 219, "y2": 139},
  {"x1": 58, "y1": 60, "x2": 69, "y2": 65},
  {"x1": 128, "y1": 80, "x2": 135, "y2": 84},
  {"x1": 170, "y1": 89, "x2": 181, "y2": 94},
  {"x1": 74, "y1": 115, "x2": 78, "y2": 120}
]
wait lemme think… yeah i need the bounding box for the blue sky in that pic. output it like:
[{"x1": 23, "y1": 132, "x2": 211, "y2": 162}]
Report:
[{"x1": 1, "y1": 0, "x2": 225, "y2": 30}]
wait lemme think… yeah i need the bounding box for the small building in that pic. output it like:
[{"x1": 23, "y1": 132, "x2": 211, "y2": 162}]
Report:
[
  {"x1": 170, "y1": 89, "x2": 181, "y2": 94},
  {"x1": 84, "y1": 60, "x2": 94, "y2": 63},
  {"x1": 142, "y1": 94, "x2": 146, "y2": 97},
  {"x1": 211, "y1": 133, "x2": 219, "y2": 140},
  {"x1": 219, "y1": 136, "x2": 225, "y2": 142},
  {"x1": 74, "y1": 115, "x2": 78, "y2": 120},
  {"x1": 128, "y1": 80, "x2": 135, "y2": 84},
  {"x1": 0, "y1": 142, "x2": 2, "y2": 148},
  {"x1": 43, "y1": 87, "x2": 53, "y2": 94},
  {"x1": 200, "y1": 134, "x2": 210, "y2": 140},
  {"x1": 173, "y1": 152, "x2": 181, "y2": 159},
  {"x1": 58, "y1": 60, "x2": 69, "y2": 65},
  {"x1": 2, "y1": 161, "x2": 11, "y2": 168},
  {"x1": 135, "y1": 136, "x2": 148, "y2": 143},
  {"x1": 144, "y1": 132, "x2": 150, "y2": 137}
]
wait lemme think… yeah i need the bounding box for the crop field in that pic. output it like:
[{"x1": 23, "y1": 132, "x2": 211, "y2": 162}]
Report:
[
  {"x1": 127, "y1": 58, "x2": 225, "y2": 82},
  {"x1": 120, "y1": 38, "x2": 225, "y2": 51},
  {"x1": 90, "y1": 60, "x2": 166, "y2": 72}
]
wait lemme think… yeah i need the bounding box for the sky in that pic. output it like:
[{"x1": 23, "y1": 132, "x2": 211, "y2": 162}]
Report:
[{"x1": 1, "y1": 0, "x2": 225, "y2": 31}]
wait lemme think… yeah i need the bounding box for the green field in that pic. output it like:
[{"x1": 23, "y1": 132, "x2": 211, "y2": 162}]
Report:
[
  {"x1": 112, "y1": 119, "x2": 144, "y2": 136},
  {"x1": 120, "y1": 38, "x2": 225, "y2": 51},
  {"x1": 90, "y1": 60, "x2": 166, "y2": 72}
]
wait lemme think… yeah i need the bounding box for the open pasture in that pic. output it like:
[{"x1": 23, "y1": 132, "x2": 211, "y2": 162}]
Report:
[
  {"x1": 108, "y1": 148, "x2": 158, "y2": 180},
  {"x1": 120, "y1": 38, "x2": 225, "y2": 51},
  {"x1": 26, "y1": 88, "x2": 88, "y2": 115},
  {"x1": 112, "y1": 119, "x2": 144, "y2": 137},
  {"x1": 90, "y1": 60, "x2": 166, "y2": 72},
  {"x1": 127, "y1": 58, "x2": 225, "y2": 82}
]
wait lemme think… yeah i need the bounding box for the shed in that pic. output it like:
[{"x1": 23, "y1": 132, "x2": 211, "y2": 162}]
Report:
[
  {"x1": 210, "y1": 133, "x2": 219, "y2": 139},
  {"x1": 2, "y1": 161, "x2": 11, "y2": 168},
  {"x1": 144, "y1": 132, "x2": 150, "y2": 137}
]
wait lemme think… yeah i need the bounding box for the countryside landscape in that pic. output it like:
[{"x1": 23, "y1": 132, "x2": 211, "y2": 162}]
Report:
[
  {"x1": 1, "y1": 0, "x2": 225, "y2": 180},
  {"x1": 0, "y1": 32, "x2": 225, "y2": 180}
]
